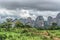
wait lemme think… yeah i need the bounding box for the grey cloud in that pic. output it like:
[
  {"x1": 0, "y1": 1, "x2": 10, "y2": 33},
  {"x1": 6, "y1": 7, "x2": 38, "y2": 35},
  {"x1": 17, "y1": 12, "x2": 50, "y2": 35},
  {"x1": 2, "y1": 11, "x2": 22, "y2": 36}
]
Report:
[{"x1": 0, "y1": 0, "x2": 60, "y2": 11}]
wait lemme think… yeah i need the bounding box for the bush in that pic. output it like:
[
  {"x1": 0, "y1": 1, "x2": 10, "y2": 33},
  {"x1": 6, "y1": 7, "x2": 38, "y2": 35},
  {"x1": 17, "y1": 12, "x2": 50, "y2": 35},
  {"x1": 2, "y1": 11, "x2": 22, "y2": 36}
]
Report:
[
  {"x1": 24, "y1": 24, "x2": 32, "y2": 28},
  {"x1": 21, "y1": 29, "x2": 28, "y2": 34},
  {"x1": 15, "y1": 20, "x2": 24, "y2": 28},
  {"x1": 0, "y1": 34, "x2": 7, "y2": 40}
]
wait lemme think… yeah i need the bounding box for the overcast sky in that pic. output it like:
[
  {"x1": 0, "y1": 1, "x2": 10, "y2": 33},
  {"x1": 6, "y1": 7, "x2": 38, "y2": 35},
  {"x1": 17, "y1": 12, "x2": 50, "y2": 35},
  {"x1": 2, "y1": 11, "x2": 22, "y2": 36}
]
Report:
[{"x1": 0, "y1": 0, "x2": 60, "y2": 20}]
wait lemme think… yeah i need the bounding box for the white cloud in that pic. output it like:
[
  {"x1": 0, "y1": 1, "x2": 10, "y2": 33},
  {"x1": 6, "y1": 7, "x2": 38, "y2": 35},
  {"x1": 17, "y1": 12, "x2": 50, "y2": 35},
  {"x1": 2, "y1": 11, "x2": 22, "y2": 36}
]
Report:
[
  {"x1": 0, "y1": 8, "x2": 59, "y2": 20},
  {"x1": 0, "y1": 8, "x2": 15, "y2": 16},
  {"x1": 37, "y1": 11, "x2": 59, "y2": 17},
  {"x1": 19, "y1": 9, "x2": 36, "y2": 20}
]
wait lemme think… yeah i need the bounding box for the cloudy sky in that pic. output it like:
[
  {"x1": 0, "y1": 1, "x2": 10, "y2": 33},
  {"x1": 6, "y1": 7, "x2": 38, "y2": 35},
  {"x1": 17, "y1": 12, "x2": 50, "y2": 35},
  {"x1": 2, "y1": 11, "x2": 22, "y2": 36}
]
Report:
[{"x1": 0, "y1": 0, "x2": 60, "y2": 20}]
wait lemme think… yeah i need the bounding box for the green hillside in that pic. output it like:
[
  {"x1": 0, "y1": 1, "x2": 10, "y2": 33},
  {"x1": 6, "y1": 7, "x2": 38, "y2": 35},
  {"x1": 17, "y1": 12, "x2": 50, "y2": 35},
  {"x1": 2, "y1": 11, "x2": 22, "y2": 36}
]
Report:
[{"x1": 0, "y1": 28, "x2": 60, "y2": 40}]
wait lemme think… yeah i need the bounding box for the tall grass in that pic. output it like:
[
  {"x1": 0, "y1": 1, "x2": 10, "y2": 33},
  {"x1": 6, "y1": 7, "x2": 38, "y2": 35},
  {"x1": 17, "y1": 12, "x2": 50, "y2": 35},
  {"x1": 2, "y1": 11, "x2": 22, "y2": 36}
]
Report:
[{"x1": 0, "y1": 28, "x2": 60, "y2": 40}]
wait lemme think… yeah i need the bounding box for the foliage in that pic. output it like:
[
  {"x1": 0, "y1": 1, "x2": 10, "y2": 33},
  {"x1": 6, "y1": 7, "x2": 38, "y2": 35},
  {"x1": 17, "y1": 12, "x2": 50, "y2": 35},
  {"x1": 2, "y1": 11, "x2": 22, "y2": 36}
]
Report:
[
  {"x1": 52, "y1": 23, "x2": 57, "y2": 26},
  {"x1": 0, "y1": 18, "x2": 60, "y2": 40},
  {"x1": 24, "y1": 24, "x2": 32, "y2": 28},
  {"x1": 15, "y1": 20, "x2": 24, "y2": 28},
  {"x1": 48, "y1": 23, "x2": 59, "y2": 30},
  {"x1": 0, "y1": 28, "x2": 60, "y2": 40},
  {"x1": 0, "y1": 34, "x2": 7, "y2": 40},
  {"x1": 6, "y1": 18, "x2": 12, "y2": 22}
]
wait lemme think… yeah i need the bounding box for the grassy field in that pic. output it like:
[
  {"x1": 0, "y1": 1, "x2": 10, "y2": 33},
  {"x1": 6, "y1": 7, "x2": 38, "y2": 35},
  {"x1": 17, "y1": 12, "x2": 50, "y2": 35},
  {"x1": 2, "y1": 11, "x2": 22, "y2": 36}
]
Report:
[{"x1": 0, "y1": 28, "x2": 60, "y2": 40}]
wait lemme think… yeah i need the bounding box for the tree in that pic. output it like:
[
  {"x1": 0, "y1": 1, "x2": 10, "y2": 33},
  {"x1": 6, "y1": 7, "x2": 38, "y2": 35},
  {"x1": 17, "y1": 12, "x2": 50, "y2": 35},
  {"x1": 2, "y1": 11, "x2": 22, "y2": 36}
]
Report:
[
  {"x1": 52, "y1": 23, "x2": 57, "y2": 26},
  {"x1": 15, "y1": 20, "x2": 24, "y2": 28},
  {"x1": 24, "y1": 24, "x2": 31, "y2": 28},
  {"x1": 0, "y1": 23, "x2": 6, "y2": 28},
  {"x1": 6, "y1": 18, "x2": 12, "y2": 22},
  {"x1": 50, "y1": 23, "x2": 57, "y2": 30},
  {"x1": 6, "y1": 18, "x2": 13, "y2": 28}
]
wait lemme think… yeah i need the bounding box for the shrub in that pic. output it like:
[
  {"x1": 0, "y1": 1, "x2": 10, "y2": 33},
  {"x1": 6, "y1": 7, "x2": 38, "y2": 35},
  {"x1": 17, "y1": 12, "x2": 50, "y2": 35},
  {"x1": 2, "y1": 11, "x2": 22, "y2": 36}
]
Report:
[
  {"x1": 0, "y1": 34, "x2": 7, "y2": 40},
  {"x1": 15, "y1": 20, "x2": 24, "y2": 28},
  {"x1": 21, "y1": 29, "x2": 28, "y2": 34}
]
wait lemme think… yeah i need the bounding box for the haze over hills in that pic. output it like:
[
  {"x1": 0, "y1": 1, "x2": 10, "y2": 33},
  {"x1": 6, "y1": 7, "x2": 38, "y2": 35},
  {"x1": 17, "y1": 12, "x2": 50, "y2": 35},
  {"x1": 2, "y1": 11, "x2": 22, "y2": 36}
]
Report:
[
  {"x1": 0, "y1": 9, "x2": 60, "y2": 28},
  {"x1": 0, "y1": 0, "x2": 60, "y2": 28},
  {"x1": 0, "y1": 9, "x2": 59, "y2": 20}
]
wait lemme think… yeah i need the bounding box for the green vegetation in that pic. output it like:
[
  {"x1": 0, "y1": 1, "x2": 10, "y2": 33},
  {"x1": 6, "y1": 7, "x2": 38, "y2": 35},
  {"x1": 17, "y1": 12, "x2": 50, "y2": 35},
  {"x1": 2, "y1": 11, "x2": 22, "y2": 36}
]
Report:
[
  {"x1": 0, "y1": 18, "x2": 60, "y2": 40},
  {"x1": 0, "y1": 28, "x2": 60, "y2": 40}
]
